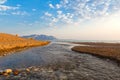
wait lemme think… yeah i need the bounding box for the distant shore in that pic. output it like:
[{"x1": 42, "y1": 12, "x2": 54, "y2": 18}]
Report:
[
  {"x1": 71, "y1": 42, "x2": 120, "y2": 63},
  {"x1": 0, "y1": 33, "x2": 50, "y2": 56}
]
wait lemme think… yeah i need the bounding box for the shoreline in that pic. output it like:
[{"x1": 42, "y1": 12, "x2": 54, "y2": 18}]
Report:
[{"x1": 71, "y1": 42, "x2": 120, "y2": 64}]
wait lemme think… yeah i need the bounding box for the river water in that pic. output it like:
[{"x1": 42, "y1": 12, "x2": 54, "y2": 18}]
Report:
[
  {"x1": 0, "y1": 42, "x2": 120, "y2": 79},
  {"x1": 0, "y1": 42, "x2": 78, "y2": 69}
]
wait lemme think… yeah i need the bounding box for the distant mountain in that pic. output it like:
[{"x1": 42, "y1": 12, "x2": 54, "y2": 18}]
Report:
[{"x1": 22, "y1": 34, "x2": 57, "y2": 41}]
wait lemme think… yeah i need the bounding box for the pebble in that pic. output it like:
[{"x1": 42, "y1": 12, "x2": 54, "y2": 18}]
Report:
[
  {"x1": 34, "y1": 68, "x2": 39, "y2": 71},
  {"x1": 4, "y1": 69, "x2": 12, "y2": 74},
  {"x1": 26, "y1": 68, "x2": 30, "y2": 72},
  {"x1": 20, "y1": 72, "x2": 27, "y2": 77},
  {"x1": 2, "y1": 72, "x2": 9, "y2": 76},
  {"x1": 59, "y1": 74, "x2": 67, "y2": 80},
  {"x1": 48, "y1": 68, "x2": 53, "y2": 73},
  {"x1": 0, "y1": 70, "x2": 4, "y2": 75},
  {"x1": 13, "y1": 69, "x2": 20, "y2": 75},
  {"x1": 0, "y1": 69, "x2": 12, "y2": 76}
]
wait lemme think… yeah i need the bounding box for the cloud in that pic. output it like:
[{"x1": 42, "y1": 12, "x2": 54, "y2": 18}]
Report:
[
  {"x1": 11, "y1": 11, "x2": 28, "y2": 16},
  {"x1": 0, "y1": 5, "x2": 19, "y2": 11},
  {"x1": 0, "y1": 0, "x2": 7, "y2": 4},
  {"x1": 45, "y1": 0, "x2": 120, "y2": 26},
  {"x1": 0, "y1": 0, "x2": 27, "y2": 16},
  {"x1": 0, "y1": 0, "x2": 19, "y2": 12},
  {"x1": 49, "y1": 4, "x2": 54, "y2": 8},
  {"x1": 56, "y1": 4, "x2": 61, "y2": 9},
  {"x1": 57, "y1": 10, "x2": 62, "y2": 14},
  {"x1": 44, "y1": 10, "x2": 74, "y2": 27},
  {"x1": 40, "y1": 0, "x2": 120, "y2": 40},
  {"x1": 56, "y1": 11, "x2": 74, "y2": 24},
  {"x1": 44, "y1": 12, "x2": 52, "y2": 17},
  {"x1": 63, "y1": 0, "x2": 69, "y2": 4}
]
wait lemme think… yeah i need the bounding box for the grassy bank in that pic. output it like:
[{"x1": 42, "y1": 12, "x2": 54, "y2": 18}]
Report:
[
  {"x1": 0, "y1": 33, "x2": 50, "y2": 56},
  {"x1": 72, "y1": 42, "x2": 120, "y2": 62}
]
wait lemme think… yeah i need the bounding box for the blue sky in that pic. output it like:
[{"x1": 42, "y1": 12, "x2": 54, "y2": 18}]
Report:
[{"x1": 0, "y1": 0, "x2": 120, "y2": 40}]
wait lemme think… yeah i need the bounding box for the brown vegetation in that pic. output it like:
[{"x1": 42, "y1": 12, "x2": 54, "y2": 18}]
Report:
[
  {"x1": 72, "y1": 42, "x2": 120, "y2": 62},
  {"x1": 0, "y1": 33, "x2": 50, "y2": 56},
  {"x1": 72, "y1": 42, "x2": 120, "y2": 47}
]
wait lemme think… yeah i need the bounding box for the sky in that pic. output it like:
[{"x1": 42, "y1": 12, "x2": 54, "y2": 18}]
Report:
[{"x1": 0, "y1": 0, "x2": 120, "y2": 40}]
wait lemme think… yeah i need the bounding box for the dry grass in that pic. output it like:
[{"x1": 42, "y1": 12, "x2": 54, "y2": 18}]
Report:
[
  {"x1": 72, "y1": 42, "x2": 120, "y2": 62},
  {"x1": 0, "y1": 33, "x2": 50, "y2": 56},
  {"x1": 72, "y1": 42, "x2": 120, "y2": 47}
]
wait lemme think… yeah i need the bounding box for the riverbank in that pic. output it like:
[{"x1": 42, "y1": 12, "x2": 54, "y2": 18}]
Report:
[
  {"x1": 0, "y1": 33, "x2": 50, "y2": 56},
  {"x1": 71, "y1": 42, "x2": 120, "y2": 63}
]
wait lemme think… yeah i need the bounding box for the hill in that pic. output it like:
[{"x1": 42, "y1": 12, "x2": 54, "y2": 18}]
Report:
[
  {"x1": 0, "y1": 33, "x2": 50, "y2": 56},
  {"x1": 22, "y1": 34, "x2": 57, "y2": 41}
]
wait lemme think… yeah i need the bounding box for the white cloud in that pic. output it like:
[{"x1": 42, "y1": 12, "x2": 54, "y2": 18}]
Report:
[
  {"x1": 44, "y1": 12, "x2": 52, "y2": 17},
  {"x1": 0, "y1": 0, "x2": 27, "y2": 16},
  {"x1": 57, "y1": 10, "x2": 62, "y2": 14},
  {"x1": 41, "y1": 0, "x2": 120, "y2": 40},
  {"x1": 45, "y1": 0, "x2": 120, "y2": 27},
  {"x1": 48, "y1": 11, "x2": 74, "y2": 27},
  {"x1": 49, "y1": 4, "x2": 54, "y2": 8},
  {"x1": 56, "y1": 4, "x2": 61, "y2": 9},
  {"x1": 57, "y1": 12, "x2": 73, "y2": 23},
  {"x1": 0, "y1": 0, "x2": 7, "y2": 4},
  {"x1": 11, "y1": 11, "x2": 28, "y2": 16},
  {"x1": 0, "y1": 5, "x2": 19, "y2": 11},
  {"x1": 0, "y1": 0, "x2": 20, "y2": 12},
  {"x1": 63, "y1": 0, "x2": 69, "y2": 4}
]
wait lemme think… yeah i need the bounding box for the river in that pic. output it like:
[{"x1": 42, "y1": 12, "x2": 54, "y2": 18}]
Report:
[{"x1": 0, "y1": 42, "x2": 120, "y2": 80}]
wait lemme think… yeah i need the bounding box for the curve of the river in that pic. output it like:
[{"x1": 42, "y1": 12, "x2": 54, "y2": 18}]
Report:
[{"x1": 0, "y1": 42, "x2": 120, "y2": 80}]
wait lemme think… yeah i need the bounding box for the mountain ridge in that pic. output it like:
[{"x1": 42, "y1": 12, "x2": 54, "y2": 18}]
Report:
[{"x1": 22, "y1": 34, "x2": 57, "y2": 41}]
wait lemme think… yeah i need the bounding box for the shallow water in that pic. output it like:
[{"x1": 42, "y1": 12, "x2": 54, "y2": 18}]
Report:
[
  {"x1": 0, "y1": 42, "x2": 120, "y2": 80},
  {"x1": 0, "y1": 42, "x2": 71, "y2": 69}
]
